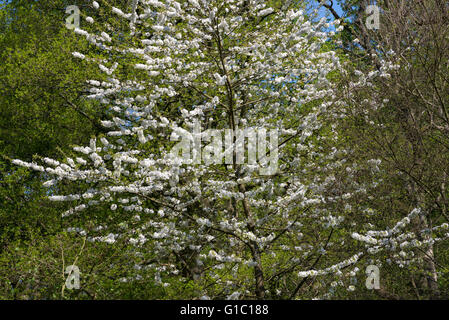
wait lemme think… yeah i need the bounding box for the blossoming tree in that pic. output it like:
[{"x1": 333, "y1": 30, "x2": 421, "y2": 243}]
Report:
[{"x1": 13, "y1": 0, "x2": 449, "y2": 299}]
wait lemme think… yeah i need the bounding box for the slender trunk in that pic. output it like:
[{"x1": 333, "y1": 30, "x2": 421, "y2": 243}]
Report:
[
  {"x1": 419, "y1": 212, "x2": 440, "y2": 299},
  {"x1": 239, "y1": 184, "x2": 266, "y2": 299},
  {"x1": 413, "y1": 187, "x2": 440, "y2": 299},
  {"x1": 251, "y1": 244, "x2": 266, "y2": 299}
]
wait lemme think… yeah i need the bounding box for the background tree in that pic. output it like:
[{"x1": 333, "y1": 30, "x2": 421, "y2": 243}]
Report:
[{"x1": 317, "y1": 0, "x2": 449, "y2": 299}]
